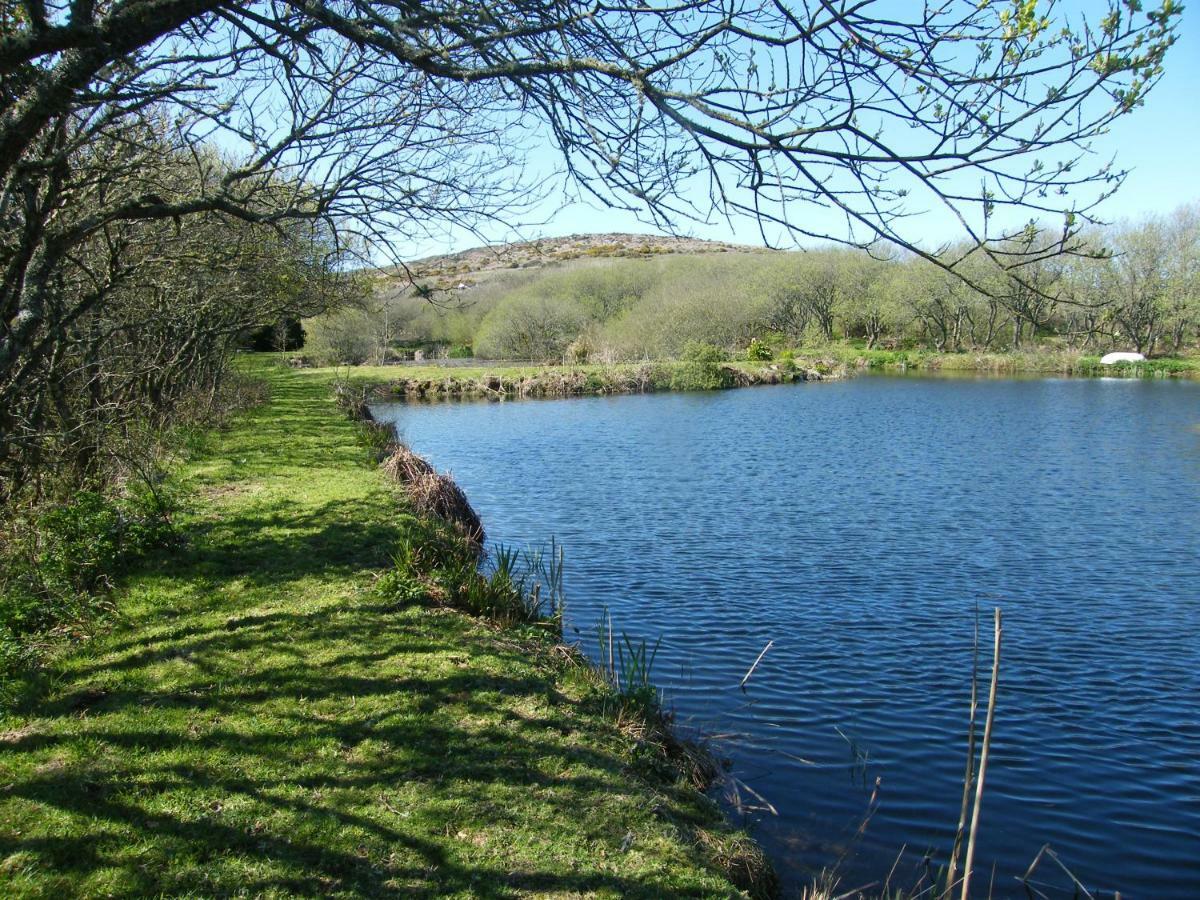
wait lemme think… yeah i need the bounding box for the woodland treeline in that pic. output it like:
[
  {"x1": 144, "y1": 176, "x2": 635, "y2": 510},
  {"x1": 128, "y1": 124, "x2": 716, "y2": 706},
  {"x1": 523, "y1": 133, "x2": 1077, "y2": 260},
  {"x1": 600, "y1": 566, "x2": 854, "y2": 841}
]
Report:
[
  {"x1": 309, "y1": 204, "x2": 1200, "y2": 365},
  {"x1": 0, "y1": 148, "x2": 353, "y2": 502},
  {"x1": 0, "y1": 137, "x2": 353, "y2": 674}
]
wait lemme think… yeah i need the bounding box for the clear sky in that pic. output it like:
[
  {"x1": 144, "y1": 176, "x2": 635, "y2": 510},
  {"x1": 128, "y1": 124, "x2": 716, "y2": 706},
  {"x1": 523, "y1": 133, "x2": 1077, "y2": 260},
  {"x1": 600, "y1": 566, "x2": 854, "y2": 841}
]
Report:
[{"x1": 399, "y1": 5, "x2": 1200, "y2": 260}]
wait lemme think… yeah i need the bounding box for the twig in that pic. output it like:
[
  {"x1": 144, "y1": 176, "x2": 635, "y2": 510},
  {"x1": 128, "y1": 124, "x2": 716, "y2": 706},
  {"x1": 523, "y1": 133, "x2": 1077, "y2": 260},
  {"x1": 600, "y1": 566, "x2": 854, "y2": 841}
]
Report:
[
  {"x1": 733, "y1": 777, "x2": 778, "y2": 816},
  {"x1": 1044, "y1": 847, "x2": 1096, "y2": 900},
  {"x1": 739, "y1": 639, "x2": 774, "y2": 692},
  {"x1": 855, "y1": 776, "x2": 883, "y2": 838},
  {"x1": 1019, "y1": 843, "x2": 1051, "y2": 885}
]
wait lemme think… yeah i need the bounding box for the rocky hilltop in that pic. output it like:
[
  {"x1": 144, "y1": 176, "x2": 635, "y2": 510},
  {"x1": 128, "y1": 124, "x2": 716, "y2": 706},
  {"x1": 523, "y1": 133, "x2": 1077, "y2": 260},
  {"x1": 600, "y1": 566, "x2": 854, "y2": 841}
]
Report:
[{"x1": 381, "y1": 232, "x2": 768, "y2": 291}]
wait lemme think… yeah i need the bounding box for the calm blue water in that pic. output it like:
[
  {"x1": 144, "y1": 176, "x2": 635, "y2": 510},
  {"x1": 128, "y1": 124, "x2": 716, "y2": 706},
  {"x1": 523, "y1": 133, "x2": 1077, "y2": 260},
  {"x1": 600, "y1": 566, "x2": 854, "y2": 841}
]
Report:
[{"x1": 373, "y1": 375, "x2": 1200, "y2": 898}]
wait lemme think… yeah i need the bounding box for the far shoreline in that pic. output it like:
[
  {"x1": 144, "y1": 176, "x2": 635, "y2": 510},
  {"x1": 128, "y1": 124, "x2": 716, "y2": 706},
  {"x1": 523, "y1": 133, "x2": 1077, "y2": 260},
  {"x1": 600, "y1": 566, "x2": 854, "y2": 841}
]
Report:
[{"x1": 291, "y1": 346, "x2": 1199, "y2": 405}]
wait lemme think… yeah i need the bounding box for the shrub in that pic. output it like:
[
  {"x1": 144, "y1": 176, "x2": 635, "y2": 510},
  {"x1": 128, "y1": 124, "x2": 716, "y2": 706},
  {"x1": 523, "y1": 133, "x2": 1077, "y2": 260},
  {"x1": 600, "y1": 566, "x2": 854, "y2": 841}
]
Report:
[
  {"x1": 745, "y1": 338, "x2": 773, "y2": 361},
  {"x1": 474, "y1": 293, "x2": 587, "y2": 361},
  {"x1": 565, "y1": 336, "x2": 593, "y2": 364},
  {"x1": 1, "y1": 489, "x2": 175, "y2": 683},
  {"x1": 303, "y1": 307, "x2": 377, "y2": 364},
  {"x1": 671, "y1": 341, "x2": 731, "y2": 391}
]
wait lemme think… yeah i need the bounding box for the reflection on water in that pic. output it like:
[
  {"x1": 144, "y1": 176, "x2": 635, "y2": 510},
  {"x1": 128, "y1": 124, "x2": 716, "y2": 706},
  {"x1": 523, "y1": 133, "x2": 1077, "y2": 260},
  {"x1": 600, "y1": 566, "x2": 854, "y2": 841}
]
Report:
[{"x1": 374, "y1": 375, "x2": 1200, "y2": 898}]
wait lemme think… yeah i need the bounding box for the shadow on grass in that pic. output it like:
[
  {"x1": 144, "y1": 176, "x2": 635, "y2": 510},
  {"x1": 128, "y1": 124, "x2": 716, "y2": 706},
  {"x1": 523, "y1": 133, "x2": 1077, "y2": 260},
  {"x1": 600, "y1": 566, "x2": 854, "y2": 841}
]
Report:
[
  {"x1": 0, "y1": 364, "x2": 742, "y2": 897},
  {"x1": 183, "y1": 496, "x2": 406, "y2": 582},
  {"x1": 2, "y1": 594, "x2": 725, "y2": 896}
]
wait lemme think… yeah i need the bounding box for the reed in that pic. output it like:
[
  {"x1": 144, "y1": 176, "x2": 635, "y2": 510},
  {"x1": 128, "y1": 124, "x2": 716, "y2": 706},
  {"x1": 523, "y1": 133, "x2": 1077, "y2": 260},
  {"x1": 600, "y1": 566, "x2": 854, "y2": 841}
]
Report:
[
  {"x1": 792, "y1": 608, "x2": 1008, "y2": 900},
  {"x1": 485, "y1": 539, "x2": 567, "y2": 632},
  {"x1": 944, "y1": 608, "x2": 981, "y2": 896},
  {"x1": 960, "y1": 609, "x2": 1002, "y2": 900},
  {"x1": 594, "y1": 606, "x2": 662, "y2": 712}
]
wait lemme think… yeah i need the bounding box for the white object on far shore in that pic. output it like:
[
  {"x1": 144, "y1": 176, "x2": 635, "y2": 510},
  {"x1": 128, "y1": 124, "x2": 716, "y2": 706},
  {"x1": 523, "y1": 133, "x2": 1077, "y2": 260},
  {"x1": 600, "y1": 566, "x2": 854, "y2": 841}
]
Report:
[{"x1": 1100, "y1": 351, "x2": 1146, "y2": 365}]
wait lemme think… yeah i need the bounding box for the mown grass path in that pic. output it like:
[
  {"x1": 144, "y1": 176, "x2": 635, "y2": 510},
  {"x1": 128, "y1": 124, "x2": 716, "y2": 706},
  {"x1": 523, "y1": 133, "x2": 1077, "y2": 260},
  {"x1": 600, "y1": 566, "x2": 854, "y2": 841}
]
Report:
[{"x1": 0, "y1": 362, "x2": 749, "y2": 898}]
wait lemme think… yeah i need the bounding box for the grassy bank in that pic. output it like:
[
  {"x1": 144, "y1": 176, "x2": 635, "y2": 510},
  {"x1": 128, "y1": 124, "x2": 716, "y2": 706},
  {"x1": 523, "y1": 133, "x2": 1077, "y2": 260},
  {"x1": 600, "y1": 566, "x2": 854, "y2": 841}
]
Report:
[
  {"x1": 299, "y1": 346, "x2": 1197, "y2": 405},
  {"x1": 304, "y1": 358, "x2": 839, "y2": 403},
  {"x1": 0, "y1": 358, "x2": 768, "y2": 898},
  {"x1": 797, "y1": 345, "x2": 1200, "y2": 378}
]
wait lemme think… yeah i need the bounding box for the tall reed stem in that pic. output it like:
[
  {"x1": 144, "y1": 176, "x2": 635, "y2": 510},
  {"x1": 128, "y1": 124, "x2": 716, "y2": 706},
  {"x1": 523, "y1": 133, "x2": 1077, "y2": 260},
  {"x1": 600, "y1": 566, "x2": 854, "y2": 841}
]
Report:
[
  {"x1": 945, "y1": 607, "x2": 981, "y2": 896},
  {"x1": 960, "y1": 608, "x2": 1002, "y2": 900}
]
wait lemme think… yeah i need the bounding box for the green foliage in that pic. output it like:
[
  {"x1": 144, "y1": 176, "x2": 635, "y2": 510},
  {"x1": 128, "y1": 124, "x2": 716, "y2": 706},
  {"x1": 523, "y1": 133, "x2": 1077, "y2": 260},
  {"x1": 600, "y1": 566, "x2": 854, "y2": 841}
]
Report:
[
  {"x1": 304, "y1": 305, "x2": 378, "y2": 365},
  {"x1": 35, "y1": 493, "x2": 124, "y2": 595},
  {"x1": 385, "y1": 522, "x2": 567, "y2": 633},
  {"x1": 446, "y1": 343, "x2": 473, "y2": 358},
  {"x1": 474, "y1": 293, "x2": 588, "y2": 361},
  {"x1": 1073, "y1": 355, "x2": 1198, "y2": 378},
  {"x1": 1, "y1": 489, "x2": 174, "y2": 684},
  {"x1": 682, "y1": 341, "x2": 728, "y2": 363},
  {"x1": 366, "y1": 201, "x2": 1200, "y2": 365},
  {"x1": 671, "y1": 341, "x2": 731, "y2": 391},
  {"x1": 745, "y1": 338, "x2": 773, "y2": 361},
  {"x1": 357, "y1": 419, "x2": 397, "y2": 461}
]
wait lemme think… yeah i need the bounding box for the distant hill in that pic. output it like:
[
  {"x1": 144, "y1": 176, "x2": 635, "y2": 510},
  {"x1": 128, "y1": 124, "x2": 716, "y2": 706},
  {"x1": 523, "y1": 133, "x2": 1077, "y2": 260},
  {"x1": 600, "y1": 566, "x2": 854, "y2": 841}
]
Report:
[{"x1": 378, "y1": 233, "x2": 770, "y2": 293}]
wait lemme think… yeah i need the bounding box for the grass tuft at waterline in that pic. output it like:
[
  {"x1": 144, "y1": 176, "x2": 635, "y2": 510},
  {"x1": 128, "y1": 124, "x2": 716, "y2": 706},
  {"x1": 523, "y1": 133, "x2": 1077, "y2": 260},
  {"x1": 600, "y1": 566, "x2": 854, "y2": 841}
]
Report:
[{"x1": 0, "y1": 356, "x2": 772, "y2": 898}]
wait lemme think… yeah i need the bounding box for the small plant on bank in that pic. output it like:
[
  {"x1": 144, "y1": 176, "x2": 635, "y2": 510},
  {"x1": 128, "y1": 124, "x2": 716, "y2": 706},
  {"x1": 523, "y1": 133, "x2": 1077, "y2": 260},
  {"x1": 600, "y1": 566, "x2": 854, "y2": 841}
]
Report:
[
  {"x1": 745, "y1": 338, "x2": 773, "y2": 361},
  {"x1": 595, "y1": 606, "x2": 662, "y2": 716}
]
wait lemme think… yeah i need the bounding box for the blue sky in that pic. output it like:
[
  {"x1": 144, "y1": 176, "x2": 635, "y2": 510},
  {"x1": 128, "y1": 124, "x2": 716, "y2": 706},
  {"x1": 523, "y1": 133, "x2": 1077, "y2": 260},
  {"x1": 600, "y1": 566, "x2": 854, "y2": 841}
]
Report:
[
  {"x1": 399, "y1": 5, "x2": 1200, "y2": 260},
  {"x1": 1099, "y1": 4, "x2": 1200, "y2": 222}
]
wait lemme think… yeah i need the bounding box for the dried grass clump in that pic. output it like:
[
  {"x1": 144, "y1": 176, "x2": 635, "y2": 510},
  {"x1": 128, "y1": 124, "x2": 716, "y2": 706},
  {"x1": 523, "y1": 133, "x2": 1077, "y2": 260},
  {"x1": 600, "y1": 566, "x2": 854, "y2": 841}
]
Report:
[
  {"x1": 723, "y1": 365, "x2": 756, "y2": 387},
  {"x1": 332, "y1": 381, "x2": 378, "y2": 421},
  {"x1": 381, "y1": 445, "x2": 484, "y2": 544},
  {"x1": 691, "y1": 826, "x2": 780, "y2": 900},
  {"x1": 380, "y1": 444, "x2": 435, "y2": 483},
  {"x1": 408, "y1": 471, "x2": 484, "y2": 544},
  {"x1": 676, "y1": 732, "x2": 721, "y2": 790}
]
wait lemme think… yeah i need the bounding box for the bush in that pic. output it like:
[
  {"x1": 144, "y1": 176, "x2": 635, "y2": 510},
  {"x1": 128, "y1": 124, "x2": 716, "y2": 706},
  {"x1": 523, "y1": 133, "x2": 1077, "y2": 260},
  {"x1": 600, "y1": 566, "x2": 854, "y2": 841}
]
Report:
[
  {"x1": 474, "y1": 293, "x2": 587, "y2": 361},
  {"x1": 304, "y1": 307, "x2": 377, "y2": 364},
  {"x1": 671, "y1": 341, "x2": 731, "y2": 391},
  {"x1": 1, "y1": 489, "x2": 175, "y2": 682},
  {"x1": 745, "y1": 338, "x2": 773, "y2": 361}
]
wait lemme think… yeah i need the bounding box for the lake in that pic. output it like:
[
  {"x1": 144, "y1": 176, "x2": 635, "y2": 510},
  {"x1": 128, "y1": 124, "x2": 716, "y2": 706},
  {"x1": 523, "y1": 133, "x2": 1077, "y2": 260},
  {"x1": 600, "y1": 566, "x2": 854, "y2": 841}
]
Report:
[{"x1": 372, "y1": 374, "x2": 1200, "y2": 898}]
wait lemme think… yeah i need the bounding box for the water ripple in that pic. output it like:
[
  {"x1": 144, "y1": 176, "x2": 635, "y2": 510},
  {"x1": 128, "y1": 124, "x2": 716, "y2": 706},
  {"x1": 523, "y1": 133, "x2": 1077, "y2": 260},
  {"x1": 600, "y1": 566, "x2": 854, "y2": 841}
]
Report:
[{"x1": 375, "y1": 375, "x2": 1200, "y2": 898}]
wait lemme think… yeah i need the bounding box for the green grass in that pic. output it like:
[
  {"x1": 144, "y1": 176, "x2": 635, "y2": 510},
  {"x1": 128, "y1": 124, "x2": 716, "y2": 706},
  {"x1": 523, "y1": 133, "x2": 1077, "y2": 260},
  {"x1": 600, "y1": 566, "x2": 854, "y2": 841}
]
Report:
[
  {"x1": 0, "y1": 358, "x2": 764, "y2": 898},
  {"x1": 300, "y1": 346, "x2": 1198, "y2": 399},
  {"x1": 300, "y1": 358, "x2": 829, "y2": 403},
  {"x1": 789, "y1": 344, "x2": 1200, "y2": 377}
]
